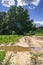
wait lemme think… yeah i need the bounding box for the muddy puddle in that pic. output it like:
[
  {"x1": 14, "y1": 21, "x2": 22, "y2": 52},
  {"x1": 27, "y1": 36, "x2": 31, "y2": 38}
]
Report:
[{"x1": 0, "y1": 46, "x2": 31, "y2": 51}]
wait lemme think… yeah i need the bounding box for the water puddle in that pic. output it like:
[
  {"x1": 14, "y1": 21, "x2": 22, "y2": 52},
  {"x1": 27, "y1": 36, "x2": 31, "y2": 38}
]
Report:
[
  {"x1": 32, "y1": 47, "x2": 43, "y2": 52},
  {"x1": 0, "y1": 46, "x2": 31, "y2": 51}
]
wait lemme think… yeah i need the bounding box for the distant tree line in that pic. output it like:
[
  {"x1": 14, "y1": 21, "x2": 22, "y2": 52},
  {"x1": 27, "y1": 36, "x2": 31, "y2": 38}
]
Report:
[
  {"x1": 36, "y1": 26, "x2": 43, "y2": 33},
  {"x1": 0, "y1": 6, "x2": 35, "y2": 35}
]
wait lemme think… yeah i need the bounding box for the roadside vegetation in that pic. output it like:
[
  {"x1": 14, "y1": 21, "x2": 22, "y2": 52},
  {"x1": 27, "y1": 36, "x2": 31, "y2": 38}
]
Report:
[
  {"x1": 35, "y1": 32, "x2": 43, "y2": 36},
  {"x1": 35, "y1": 26, "x2": 43, "y2": 36},
  {"x1": 0, "y1": 51, "x2": 6, "y2": 65},
  {"x1": 0, "y1": 35, "x2": 22, "y2": 44}
]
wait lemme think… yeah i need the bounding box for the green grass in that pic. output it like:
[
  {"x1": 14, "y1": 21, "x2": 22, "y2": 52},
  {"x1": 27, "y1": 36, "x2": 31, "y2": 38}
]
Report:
[
  {"x1": 0, "y1": 32, "x2": 43, "y2": 44},
  {"x1": 0, "y1": 35, "x2": 22, "y2": 44},
  {"x1": 35, "y1": 32, "x2": 43, "y2": 36},
  {"x1": 25, "y1": 31, "x2": 43, "y2": 36},
  {"x1": 5, "y1": 61, "x2": 10, "y2": 65},
  {"x1": 0, "y1": 51, "x2": 6, "y2": 62}
]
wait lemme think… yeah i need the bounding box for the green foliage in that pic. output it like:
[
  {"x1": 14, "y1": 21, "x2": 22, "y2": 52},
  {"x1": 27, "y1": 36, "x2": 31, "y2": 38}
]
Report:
[
  {"x1": 24, "y1": 31, "x2": 35, "y2": 36},
  {"x1": 0, "y1": 35, "x2": 22, "y2": 44},
  {"x1": 36, "y1": 26, "x2": 43, "y2": 33},
  {"x1": 35, "y1": 26, "x2": 43, "y2": 36},
  {"x1": 0, "y1": 6, "x2": 34, "y2": 35},
  {"x1": 0, "y1": 51, "x2": 6, "y2": 62},
  {"x1": 35, "y1": 32, "x2": 43, "y2": 36},
  {"x1": 5, "y1": 61, "x2": 10, "y2": 65},
  {"x1": 0, "y1": 12, "x2": 6, "y2": 34}
]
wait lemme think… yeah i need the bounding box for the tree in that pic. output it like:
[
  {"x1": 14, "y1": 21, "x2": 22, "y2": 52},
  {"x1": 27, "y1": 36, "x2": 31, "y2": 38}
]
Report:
[
  {"x1": 1, "y1": 6, "x2": 34, "y2": 35},
  {"x1": 16, "y1": 6, "x2": 31, "y2": 34},
  {"x1": 2, "y1": 6, "x2": 17, "y2": 34},
  {"x1": 0, "y1": 12, "x2": 6, "y2": 34}
]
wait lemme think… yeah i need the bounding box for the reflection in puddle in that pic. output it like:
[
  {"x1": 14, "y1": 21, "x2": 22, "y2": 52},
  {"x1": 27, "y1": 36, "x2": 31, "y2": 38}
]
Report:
[{"x1": 33, "y1": 47, "x2": 42, "y2": 51}]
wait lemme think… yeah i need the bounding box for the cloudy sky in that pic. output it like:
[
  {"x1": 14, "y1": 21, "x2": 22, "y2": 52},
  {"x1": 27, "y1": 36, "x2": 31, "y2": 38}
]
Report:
[{"x1": 0, "y1": 0, "x2": 43, "y2": 26}]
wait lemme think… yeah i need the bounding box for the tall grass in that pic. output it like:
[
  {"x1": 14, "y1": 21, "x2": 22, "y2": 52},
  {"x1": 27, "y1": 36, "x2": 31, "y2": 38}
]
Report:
[{"x1": 0, "y1": 35, "x2": 22, "y2": 44}]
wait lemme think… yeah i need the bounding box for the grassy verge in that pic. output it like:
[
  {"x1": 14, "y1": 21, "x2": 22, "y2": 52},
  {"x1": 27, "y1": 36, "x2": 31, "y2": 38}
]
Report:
[
  {"x1": 0, "y1": 35, "x2": 22, "y2": 44},
  {"x1": 25, "y1": 31, "x2": 43, "y2": 36},
  {"x1": 0, "y1": 32, "x2": 43, "y2": 44},
  {"x1": 0, "y1": 51, "x2": 6, "y2": 62},
  {"x1": 35, "y1": 32, "x2": 43, "y2": 36}
]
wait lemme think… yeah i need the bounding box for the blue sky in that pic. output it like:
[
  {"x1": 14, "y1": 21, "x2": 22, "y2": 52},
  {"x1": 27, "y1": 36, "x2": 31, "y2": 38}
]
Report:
[
  {"x1": 29, "y1": 0, "x2": 43, "y2": 21},
  {"x1": 0, "y1": 0, "x2": 43, "y2": 26}
]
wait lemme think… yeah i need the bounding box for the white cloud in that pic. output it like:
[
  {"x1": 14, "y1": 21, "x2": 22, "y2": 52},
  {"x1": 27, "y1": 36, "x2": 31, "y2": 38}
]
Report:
[
  {"x1": 34, "y1": 21, "x2": 43, "y2": 27},
  {"x1": 1, "y1": 0, "x2": 40, "y2": 9},
  {"x1": 17, "y1": 0, "x2": 40, "y2": 6},
  {"x1": 1, "y1": 0, "x2": 15, "y2": 7},
  {"x1": 17, "y1": 0, "x2": 40, "y2": 9},
  {"x1": 31, "y1": 0, "x2": 40, "y2": 6}
]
